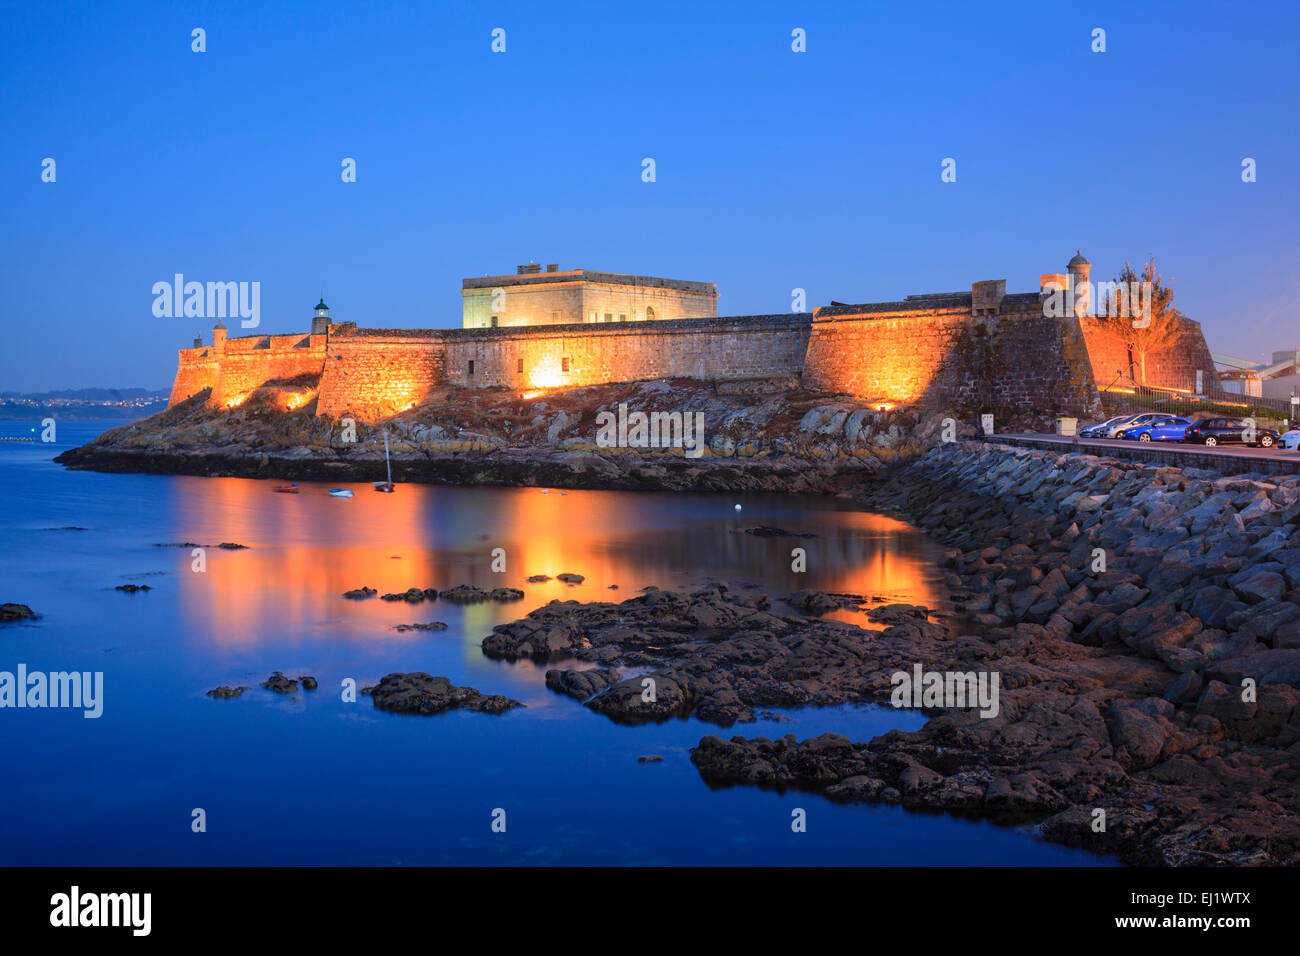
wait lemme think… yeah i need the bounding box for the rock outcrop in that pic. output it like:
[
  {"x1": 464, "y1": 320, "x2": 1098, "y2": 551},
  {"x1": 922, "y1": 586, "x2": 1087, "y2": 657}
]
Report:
[{"x1": 361, "y1": 673, "x2": 523, "y2": 716}]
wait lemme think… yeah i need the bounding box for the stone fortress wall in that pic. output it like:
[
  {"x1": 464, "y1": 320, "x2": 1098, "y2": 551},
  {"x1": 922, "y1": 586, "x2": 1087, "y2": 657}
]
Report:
[
  {"x1": 803, "y1": 289, "x2": 1103, "y2": 418},
  {"x1": 169, "y1": 329, "x2": 328, "y2": 408},
  {"x1": 168, "y1": 254, "x2": 1219, "y2": 423}
]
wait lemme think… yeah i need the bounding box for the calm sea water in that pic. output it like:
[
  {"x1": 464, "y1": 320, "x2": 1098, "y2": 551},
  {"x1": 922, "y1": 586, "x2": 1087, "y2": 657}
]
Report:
[{"x1": 0, "y1": 420, "x2": 1110, "y2": 865}]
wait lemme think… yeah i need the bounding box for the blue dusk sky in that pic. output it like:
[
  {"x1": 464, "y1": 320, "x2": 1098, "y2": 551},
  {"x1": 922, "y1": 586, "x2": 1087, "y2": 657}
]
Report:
[{"x1": 1, "y1": 0, "x2": 1297, "y2": 391}]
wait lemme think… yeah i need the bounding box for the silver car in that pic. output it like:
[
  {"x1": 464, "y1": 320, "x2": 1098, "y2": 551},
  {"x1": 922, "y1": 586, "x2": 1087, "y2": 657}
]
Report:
[{"x1": 1103, "y1": 413, "x2": 1161, "y2": 438}]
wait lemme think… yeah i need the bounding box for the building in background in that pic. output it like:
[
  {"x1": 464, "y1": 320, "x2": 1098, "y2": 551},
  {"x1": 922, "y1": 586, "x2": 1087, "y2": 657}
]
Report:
[
  {"x1": 461, "y1": 263, "x2": 717, "y2": 329},
  {"x1": 1212, "y1": 348, "x2": 1300, "y2": 400},
  {"x1": 1260, "y1": 349, "x2": 1300, "y2": 401}
]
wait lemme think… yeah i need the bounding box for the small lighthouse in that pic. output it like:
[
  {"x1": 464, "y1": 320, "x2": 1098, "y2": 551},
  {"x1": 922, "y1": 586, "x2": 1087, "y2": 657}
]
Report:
[{"x1": 311, "y1": 297, "x2": 331, "y2": 335}]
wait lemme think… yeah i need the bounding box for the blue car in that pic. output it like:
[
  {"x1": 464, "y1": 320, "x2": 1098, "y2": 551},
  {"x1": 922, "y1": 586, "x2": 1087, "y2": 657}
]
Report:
[{"x1": 1118, "y1": 416, "x2": 1192, "y2": 442}]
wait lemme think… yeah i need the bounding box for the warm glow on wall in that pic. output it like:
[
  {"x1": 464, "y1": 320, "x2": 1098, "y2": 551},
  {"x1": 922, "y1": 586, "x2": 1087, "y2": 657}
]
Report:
[
  {"x1": 225, "y1": 393, "x2": 248, "y2": 409},
  {"x1": 284, "y1": 390, "x2": 316, "y2": 410},
  {"x1": 378, "y1": 382, "x2": 420, "y2": 416},
  {"x1": 527, "y1": 359, "x2": 564, "y2": 390}
]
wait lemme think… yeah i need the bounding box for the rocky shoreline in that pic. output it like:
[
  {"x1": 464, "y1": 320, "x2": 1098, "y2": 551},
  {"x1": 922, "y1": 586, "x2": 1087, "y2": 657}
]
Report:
[
  {"x1": 686, "y1": 442, "x2": 1300, "y2": 866},
  {"x1": 460, "y1": 440, "x2": 1300, "y2": 865},
  {"x1": 52, "y1": 443, "x2": 889, "y2": 494}
]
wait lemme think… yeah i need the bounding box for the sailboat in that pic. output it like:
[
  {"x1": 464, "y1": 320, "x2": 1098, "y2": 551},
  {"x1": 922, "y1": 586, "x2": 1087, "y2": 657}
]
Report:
[
  {"x1": 373, "y1": 432, "x2": 395, "y2": 493},
  {"x1": 328, "y1": 488, "x2": 354, "y2": 498}
]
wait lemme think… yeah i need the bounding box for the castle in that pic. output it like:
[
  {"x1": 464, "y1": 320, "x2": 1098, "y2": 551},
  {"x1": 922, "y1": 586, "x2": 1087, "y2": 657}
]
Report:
[{"x1": 168, "y1": 253, "x2": 1218, "y2": 423}]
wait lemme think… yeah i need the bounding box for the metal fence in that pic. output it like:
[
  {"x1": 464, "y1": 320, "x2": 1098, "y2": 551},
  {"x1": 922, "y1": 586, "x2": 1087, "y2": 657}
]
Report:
[{"x1": 1098, "y1": 379, "x2": 1298, "y2": 431}]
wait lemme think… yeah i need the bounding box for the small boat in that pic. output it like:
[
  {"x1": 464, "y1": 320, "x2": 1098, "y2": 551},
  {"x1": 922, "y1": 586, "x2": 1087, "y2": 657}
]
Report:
[
  {"x1": 328, "y1": 488, "x2": 354, "y2": 498},
  {"x1": 373, "y1": 432, "x2": 395, "y2": 493},
  {"x1": 273, "y1": 483, "x2": 300, "y2": 494}
]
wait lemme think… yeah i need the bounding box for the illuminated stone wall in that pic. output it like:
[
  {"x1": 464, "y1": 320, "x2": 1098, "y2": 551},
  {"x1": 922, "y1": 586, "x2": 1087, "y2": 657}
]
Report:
[
  {"x1": 170, "y1": 333, "x2": 327, "y2": 408},
  {"x1": 1078, "y1": 316, "x2": 1217, "y2": 392},
  {"x1": 803, "y1": 293, "x2": 1102, "y2": 418},
  {"x1": 462, "y1": 281, "x2": 586, "y2": 328},
  {"x1": 442, "y1": 314, "x2": 809, "y2": 389},
  {"x1": 168, "y1": 347, "x2": 222, "y2": 405},
  {"x1": 316, "y1": 330, "x2": 444, "y2": 420}
]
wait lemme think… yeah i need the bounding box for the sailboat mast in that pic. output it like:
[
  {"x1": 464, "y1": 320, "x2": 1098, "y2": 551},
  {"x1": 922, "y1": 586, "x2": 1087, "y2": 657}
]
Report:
[{"x1": 384, "y1": 433, "x2": 392, "y2": 487}]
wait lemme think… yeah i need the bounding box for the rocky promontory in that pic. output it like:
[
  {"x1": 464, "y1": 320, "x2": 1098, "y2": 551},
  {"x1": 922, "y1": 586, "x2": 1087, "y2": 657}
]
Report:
[{"x1": 53, "y1": 379, "x2": 979, "y2": 492}]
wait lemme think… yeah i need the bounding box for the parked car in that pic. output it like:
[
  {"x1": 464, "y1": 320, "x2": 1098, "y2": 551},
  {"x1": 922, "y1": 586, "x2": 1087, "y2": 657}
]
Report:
[
  {"x1": 1279, "y1": 425, "x2": 1300, "y2": 450},
  {"x1": 1118, "y1": 416, "x2": 1192, "y2": 442},
  {"x1": 1103, "y1": 413, "x2": 1162, "y2": 438},
  {"x1": 1079, "y1": 415, "x2": 1132, "y2": 439},
  {"x1": 1182, "y1": 418, "x2": 1281, "y2": 448}
]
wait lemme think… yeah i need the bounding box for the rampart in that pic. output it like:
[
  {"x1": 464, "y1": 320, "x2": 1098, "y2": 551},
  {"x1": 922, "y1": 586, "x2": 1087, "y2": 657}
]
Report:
[
  {"x1": 167, "y1": 277, "x2": 1218, "y2": 424},
  {"x1": 170, "y1": 332, "x2": 327, "y2": 408},
  {"x1": 803, "y1": 291, "x2": 1102, "y2": 418}
]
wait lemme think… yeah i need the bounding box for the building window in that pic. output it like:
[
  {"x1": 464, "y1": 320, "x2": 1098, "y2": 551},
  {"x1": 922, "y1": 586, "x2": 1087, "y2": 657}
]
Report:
[
  {"x1": 490, "y1": 315, "x2": 498, "y2": 327},
  {"x1": 516, "y1": 358, "x2": 524, "y2": 374},
  {"x1": 619, "y1": 314, "x2": 627, "y2": 322},
  {"x1": 589, "y1": 312, "x2": 597, "y2": 323},
  {"x1": 468, "y1": 360, "x2": 475, "y2": 376},
  {"x1": 562, "y1": 357, "x2": 570, "y2": 373},
  {"x1": 552, "y1": 311, "x2": 561, "y2": 323},
  {"x1": 646, "y1": 307, "x2": 655, "y2": 321}
]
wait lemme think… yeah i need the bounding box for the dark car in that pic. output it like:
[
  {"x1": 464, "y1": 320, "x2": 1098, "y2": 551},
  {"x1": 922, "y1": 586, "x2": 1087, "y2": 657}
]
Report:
[{"x1": 1182, "y1": 417, "x2": 1280, "y2": 448}]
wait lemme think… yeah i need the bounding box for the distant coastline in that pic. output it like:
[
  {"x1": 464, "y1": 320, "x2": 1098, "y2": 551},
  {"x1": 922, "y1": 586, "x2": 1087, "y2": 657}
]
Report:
[{"x1": 0, "y1": 387, "x2": 168, "y2": 421}]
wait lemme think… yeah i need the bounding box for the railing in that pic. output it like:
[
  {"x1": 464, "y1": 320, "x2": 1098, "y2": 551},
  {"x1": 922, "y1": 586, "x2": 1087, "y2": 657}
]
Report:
[{"x1": 1098, "y1": 379, "x2": 1297, "y2": 430}]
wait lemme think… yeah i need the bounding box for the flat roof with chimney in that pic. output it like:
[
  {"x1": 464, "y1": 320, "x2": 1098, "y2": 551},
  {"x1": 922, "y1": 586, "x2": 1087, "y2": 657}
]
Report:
[{"x1": 462, "y1": 265, "x2": 716, "y2": 295}]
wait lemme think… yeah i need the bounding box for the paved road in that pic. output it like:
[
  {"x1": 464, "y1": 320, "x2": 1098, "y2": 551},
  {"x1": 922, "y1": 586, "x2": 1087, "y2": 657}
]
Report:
[{"x1": 990, "y1": 433, "x2": 1300, "y2": 474}]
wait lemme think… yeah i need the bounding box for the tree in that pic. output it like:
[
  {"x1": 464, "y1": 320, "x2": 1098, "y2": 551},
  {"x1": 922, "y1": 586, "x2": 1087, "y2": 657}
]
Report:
[{"x1": 1093, "y1": 257, "x2": 1185, "y2": 386}]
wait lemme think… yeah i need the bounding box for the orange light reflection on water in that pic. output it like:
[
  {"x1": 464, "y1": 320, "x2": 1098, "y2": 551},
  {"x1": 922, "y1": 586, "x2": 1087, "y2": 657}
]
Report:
[{"x1": 168, "y1": 480, "x2": 944, "y2": 656}]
